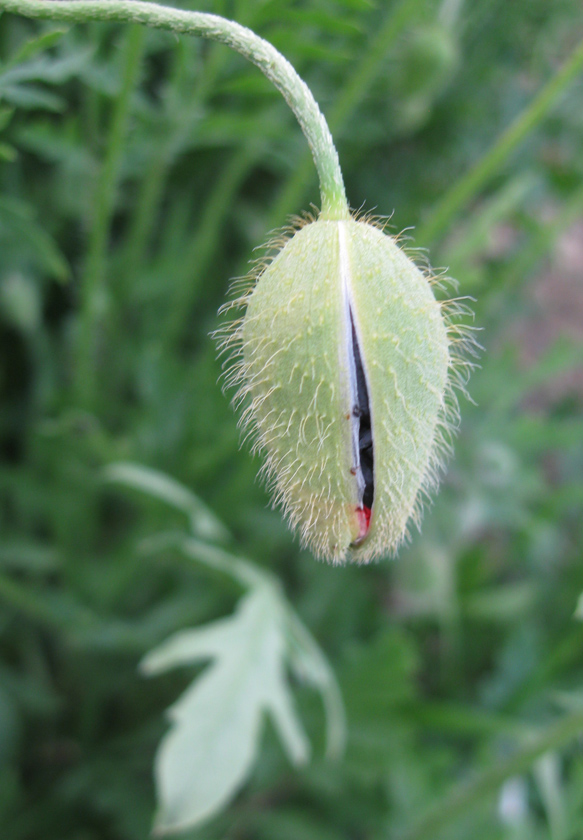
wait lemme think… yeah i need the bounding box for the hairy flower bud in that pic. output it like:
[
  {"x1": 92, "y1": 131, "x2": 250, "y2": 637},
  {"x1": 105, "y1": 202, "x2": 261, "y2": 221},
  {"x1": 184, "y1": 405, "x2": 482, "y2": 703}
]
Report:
[{"x1": 218, "y1": 216, "x2": 472, "y2": 564}]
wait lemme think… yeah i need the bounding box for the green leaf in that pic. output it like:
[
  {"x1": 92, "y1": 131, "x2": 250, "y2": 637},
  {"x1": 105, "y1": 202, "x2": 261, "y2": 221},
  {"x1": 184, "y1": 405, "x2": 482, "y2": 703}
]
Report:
[
  {"x1": 278, "y1": 8, "x2": 363, "y2": 37},
  {"x1": 401, "y1": 710, "x2": 583, "y2": 840},
  {"x1": 7, "y1": 27, "x2": 68, "y2": 67},
  {"x1": 0, "y1": 141, "x2": 16, "y2": 161},
  {"x1": 0, "y1": 272, "x2": 41, "y2": 332},
  {"x1": 418, "y1": 36, "x2": 583, "y2": 244},
  {"x1": 285, "y1": 608, "x2": 346, "y2": 759},
  {"x1": 0, "y1": 45, "x2": 93, "y2": 111},
  {"x1": 0, "y1": 541, "x2": 58, "y2": 574},
  {"x1": 0, "y1": 48, "x2": 93, "y2": 86},
  {"x1": 0, "y1": 83, "x2": 64, "y2": 111},
  {"x1": 148, "y1": 534, "x2": 346, "y2": 756},
  {"x1": 0, "y1": 195, "x2": 70, "y2": 281},
  {"x1": 0, "y1": 105, "x2": 14, "y2": 131},
  {"x1": 0, "y1": 683, "x2": 21, "y2": 767},
  {"x1": 141, "y1": 585, "x2": 310, "y2": 834},
  {"x1": 103, "y1": 462, "x2": 230, "y2": 543},
  {"x1": 442, "y1": 173, "x2": 537, "y2": 284},
  {"x1": 464, "y1": 582, "x2": 537, "y2": 623},
  {"x1": 533, "y1": 752, "x2": 566, "y2": 839}
]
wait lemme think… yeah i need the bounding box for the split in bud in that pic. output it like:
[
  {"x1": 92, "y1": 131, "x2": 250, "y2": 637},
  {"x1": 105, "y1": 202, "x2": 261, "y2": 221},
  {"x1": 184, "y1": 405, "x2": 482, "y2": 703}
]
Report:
[{"x1": 216, "y1": 215, "x2": 476, "y2": 564}]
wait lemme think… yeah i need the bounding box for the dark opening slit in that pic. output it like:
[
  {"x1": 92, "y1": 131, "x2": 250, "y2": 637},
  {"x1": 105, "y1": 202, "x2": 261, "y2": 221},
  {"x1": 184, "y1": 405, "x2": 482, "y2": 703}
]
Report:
[{"x1": 350, "y1": 312, "x2": 374, "y2": 515}]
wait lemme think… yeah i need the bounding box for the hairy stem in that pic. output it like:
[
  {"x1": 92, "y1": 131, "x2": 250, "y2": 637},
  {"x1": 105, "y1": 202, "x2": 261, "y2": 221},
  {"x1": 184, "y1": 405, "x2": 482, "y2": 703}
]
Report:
[
  {"x1": 165, "y1": 0, "x2": 423, "y2": 346},
  {"x1": 0, "y1": 0, "x2": 349, "y2": 221},
  {"x1": 268, "y1": 0, "x2": 425, "y2": 227}
]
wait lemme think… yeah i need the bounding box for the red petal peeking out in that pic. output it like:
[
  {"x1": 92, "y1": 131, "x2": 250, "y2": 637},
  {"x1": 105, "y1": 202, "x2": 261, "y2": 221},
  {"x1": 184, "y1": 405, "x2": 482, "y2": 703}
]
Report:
[{"x1": 355, "y1": 506, "x2": 371, "y2": 542}]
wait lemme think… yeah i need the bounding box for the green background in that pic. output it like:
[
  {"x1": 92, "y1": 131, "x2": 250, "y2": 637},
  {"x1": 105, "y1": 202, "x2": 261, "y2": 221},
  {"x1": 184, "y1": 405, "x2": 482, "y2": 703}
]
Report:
[{"x1": 1, "y1": 0, "x2": 583, "y2": 837}]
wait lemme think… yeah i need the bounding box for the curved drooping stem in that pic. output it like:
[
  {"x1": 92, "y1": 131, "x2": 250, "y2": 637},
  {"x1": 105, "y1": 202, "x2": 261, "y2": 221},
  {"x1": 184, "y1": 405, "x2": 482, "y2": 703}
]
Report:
[{"x1": 0, "y1": 0, "x2": 350, "y2": 221}]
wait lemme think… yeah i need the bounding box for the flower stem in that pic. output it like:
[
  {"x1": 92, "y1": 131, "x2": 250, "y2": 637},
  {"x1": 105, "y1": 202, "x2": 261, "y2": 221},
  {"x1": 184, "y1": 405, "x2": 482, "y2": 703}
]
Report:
[
  {"x1": 0, "y1": 0, "x2": 349, "y2": 221},
  {"x1": 268, "y1": 0, "x2": 425, "y2": 227}
]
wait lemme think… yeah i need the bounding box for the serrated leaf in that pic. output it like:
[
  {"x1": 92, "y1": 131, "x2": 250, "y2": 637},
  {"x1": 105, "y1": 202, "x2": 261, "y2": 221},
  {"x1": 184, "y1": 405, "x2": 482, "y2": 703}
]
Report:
[
  {"x1": 169, "y1": 536, "x2": 346, "y2": 755},
  {"x1": 141, "y1": 585, "x2": 309, "y2": 834},
  {"x1": 285, "y1": 608, "x2": 346, "y2": 759}
]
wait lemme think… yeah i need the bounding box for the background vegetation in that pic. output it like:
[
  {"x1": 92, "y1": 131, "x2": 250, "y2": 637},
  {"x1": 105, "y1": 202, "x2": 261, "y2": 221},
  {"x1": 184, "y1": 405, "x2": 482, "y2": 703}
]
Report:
[{"x1": 1, "y1": 0, "x2": 583, "y2": 837}]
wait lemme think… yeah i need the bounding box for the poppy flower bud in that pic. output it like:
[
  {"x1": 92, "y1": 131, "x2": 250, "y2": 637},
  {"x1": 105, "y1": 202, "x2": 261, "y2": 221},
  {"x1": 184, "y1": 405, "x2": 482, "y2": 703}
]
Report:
[{"x1": 219, "y1": 216, "x2": 471, "y2": 564}]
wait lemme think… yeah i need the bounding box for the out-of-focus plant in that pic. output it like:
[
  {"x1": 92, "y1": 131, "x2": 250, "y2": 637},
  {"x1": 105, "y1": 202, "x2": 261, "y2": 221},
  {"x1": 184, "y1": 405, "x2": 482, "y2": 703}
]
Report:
[{"x1": 1, "y1": 1, "x2": 583, "y2": 839}]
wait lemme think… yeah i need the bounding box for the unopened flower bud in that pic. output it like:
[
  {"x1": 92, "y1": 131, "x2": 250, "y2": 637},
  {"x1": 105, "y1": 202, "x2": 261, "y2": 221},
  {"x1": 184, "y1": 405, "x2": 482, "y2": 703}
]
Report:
[{"x1": 218, "y1": 216, "x2": 472, "y2": 564}]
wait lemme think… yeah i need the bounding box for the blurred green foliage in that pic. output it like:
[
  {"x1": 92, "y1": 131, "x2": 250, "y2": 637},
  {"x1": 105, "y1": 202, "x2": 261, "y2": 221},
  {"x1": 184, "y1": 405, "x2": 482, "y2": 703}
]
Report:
[{"x1": 1, "y1": 0, "x2": 583, "y2": 837}]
